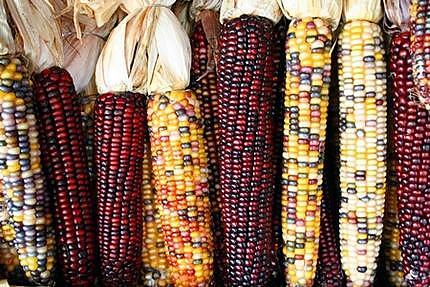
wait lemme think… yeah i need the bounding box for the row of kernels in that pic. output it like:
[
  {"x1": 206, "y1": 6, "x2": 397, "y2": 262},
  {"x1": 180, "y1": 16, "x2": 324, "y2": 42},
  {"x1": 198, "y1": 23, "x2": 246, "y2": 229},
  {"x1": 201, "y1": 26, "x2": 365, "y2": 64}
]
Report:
[
  {"x1": 338, "y1": 20, "x2": 387, "y2": 287},
  {"x1": 282, "y1": 17, "x2": 332, "y2": 287}
]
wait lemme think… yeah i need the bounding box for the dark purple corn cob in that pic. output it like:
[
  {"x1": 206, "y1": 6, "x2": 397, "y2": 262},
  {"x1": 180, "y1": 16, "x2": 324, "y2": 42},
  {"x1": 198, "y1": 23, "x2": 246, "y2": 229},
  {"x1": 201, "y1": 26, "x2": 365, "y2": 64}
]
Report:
[
  {"x1": 94, "y1": 93, "x2": 145, "y2": 287},
  {"x1": 217, "y1": 14, "x2": 276, "y2": 286}
]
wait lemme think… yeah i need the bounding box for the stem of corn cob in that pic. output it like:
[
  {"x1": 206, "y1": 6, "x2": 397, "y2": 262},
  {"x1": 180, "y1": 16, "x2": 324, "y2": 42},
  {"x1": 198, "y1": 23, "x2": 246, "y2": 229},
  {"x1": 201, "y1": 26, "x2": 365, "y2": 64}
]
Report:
[
  {"x1": 141, "y1": 132, "x2": 171, "y2": 287},
  {"x1": 390, "y1": 30, "x2": 430, "y2": 287},
  {"x1": 33, "y1": 67, "x2": 97, "y2": 286},
  {"x1": 217, "y1": 14, "x2": 276, "y2": 286},
  {"x1": 410, "y1": 0, "x2": 430, "y2": 110},
  {"x1": 0, "y1": 55, "x2": 55, "y2": 285},
  {"x1": 282, "y1": 16, "x2": 332, "y2": 287},
  {"x1": 147, "y1": 90, "x2": 214, "y2": 287},
  {"x1": 190, "y1": 16, "x2": 222, "y2": 286},
  {"x1": 94, "y1": 92, "x2": 145, "y2": 287},
  {"x1": 338, "y1": 1, "x2": 387, "y2": 285}
]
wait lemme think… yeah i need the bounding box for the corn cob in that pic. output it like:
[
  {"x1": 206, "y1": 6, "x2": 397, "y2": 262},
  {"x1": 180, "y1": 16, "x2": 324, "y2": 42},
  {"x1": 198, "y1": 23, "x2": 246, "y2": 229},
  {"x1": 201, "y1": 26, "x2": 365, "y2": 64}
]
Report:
[
  {"x1": 217, "y1": 14, "x2": 276, "y2": 286},
  {"x1": 141, "y1": 133, "x2": 171, "y2": 287},
  {"x1": 94, "y1": 92, "x2": 145, "y2": 287},
  {"x1": 314, "y1": 193, "x2": 344, "y2": 287},
  {"x1": 410, "y1": 0, "x2": 430, "y2": 110},
  {"x1": 147, "y1": 90, "x2": 214, "y2": 287},
  {"x1": 338, "y1": 1, "x2": 387, "y2": 285},
  {"x1": 189, "y1": 18, "x2": 222, "y2": 284},
  {"x1": 32, "y1": 67, "x2": 97, "y2": 286},
  {"x1": 0, "y1": 55, "x2": 55, "y2": 285},
  {"x1": 390, "y1": 30, "x2": 430, "y2": 287},
  {"x1": 282, "y1": 16, "x2": 332, "y2": 286},
  {"x1": 80, "y1": 95, "x2": 96, "y2": 182}
]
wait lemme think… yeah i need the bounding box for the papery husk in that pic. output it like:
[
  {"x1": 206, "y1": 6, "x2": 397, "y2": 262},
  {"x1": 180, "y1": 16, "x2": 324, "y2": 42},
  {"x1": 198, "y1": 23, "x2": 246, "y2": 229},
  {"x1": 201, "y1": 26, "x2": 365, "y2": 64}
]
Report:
[
  {"x1": 0, "y1": 0, "x2": 14, "y2": 55},
  {"x1": 5, "y1": 0, "x2": 63, "y2": 72},
  {"x1": 189, "y1": 0, "x2": 221, "y2": 19},
  {"x1": 220, "y1": 0, "x2": 283, "y2": 24},
  {"x1": 95, "y1": 6, "x2": 191, "y2": 94},
  {"x1": 277, "y1": 0, "x2": 342, "y2": 30},
  {"x1": 343, "y1": 0, "x2": 383, "y2": 23},
  {"x1": 383, "y1": 0, "x2": 410, "y2": 33},
  {"x1": 172, "y1": 0, "x2": 193, "y2": 35}
]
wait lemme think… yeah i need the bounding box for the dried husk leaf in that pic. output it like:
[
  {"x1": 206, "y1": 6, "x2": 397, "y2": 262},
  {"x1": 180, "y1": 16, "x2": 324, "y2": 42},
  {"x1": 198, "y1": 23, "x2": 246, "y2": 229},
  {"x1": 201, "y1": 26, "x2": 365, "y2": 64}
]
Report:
[
  {"x1": 5, "y1": 0, "x2": 63, "y2": 72},
  {"x1": 383, "y1": 0, "x2": 410, "y2": 33},
  {"x1": 172, "y1": 0, "x2": 193, "y2": 35},
  {"x1": 95, "y1": 6, "x2": 191, "y2": 94},
  {"x1": 75, "y1": 0, "x2": 122, "y2": 27},
  {"x1": 277, "y1": 0, "x2": 342, "y2": 30},
  {"x1": 0, "y1": 0, "x2": 15, "y2": 55},
  {"x1": 343, "y1": 0, "x2": 383, "y2": 23},
  {"x1": 121, "y1": 0, "x2": 176, "y2": 13},
  {"x1": 220, "y1": 0, "x2": 283, "y2": 24},
  {"x1": 189, "y1": 0, "x2": 221, "y2": 19}
]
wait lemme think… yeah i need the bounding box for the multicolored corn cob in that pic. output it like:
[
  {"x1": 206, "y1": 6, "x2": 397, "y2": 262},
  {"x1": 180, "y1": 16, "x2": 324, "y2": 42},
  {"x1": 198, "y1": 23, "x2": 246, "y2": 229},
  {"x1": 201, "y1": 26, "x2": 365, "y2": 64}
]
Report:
[
  {"x1": 410, "y1": 0, "x2": 430, "y2": 109},
  {"x1": 338, "y1": 2, "x2": 387, "y2": 285},
  {"x1": 189, "y1": 17, "x2": 222, "y2": 284},
  {"x1": 282, "y1": 16, "x2": 332, "y2": 286},
  {"x1": 314, "y1": 193, "x2": 344, "y2": 287},
  {"x1": 94, "y1": 93, "x2": 145, "y2": 287},
  {"x1": 147, "y1": 90, "x2": 214, "y2": 287},
  {"x1": 141, "y1": 133, "x2": 171, "y2": 287},
  {"x1": 391, "y1": 30, "x2": 430, "y2": 287},
  {"x1": 217, "y1": 14, "x2": 276, "y2": 286},
  {"x1": 33, "y1": 67, "x2": 97, "y2": 286},
  {"x1": 0, "y1": 55, "x2": 55, "y2": 285},
  {"x1": 80, "y1": 95, "x2": 96, "y2": 182}
]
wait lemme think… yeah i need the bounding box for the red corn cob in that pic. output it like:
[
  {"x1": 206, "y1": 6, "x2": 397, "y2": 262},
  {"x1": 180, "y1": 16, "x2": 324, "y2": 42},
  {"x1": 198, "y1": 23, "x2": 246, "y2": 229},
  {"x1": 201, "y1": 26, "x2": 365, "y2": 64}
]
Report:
[
  {"x1": 190, "y1": 17, "x2": 222, "y2": 284},
  {"x1": 391, "y1": 31, "x2": 430, "y2": 287},
  {"x1": 217, "y1": 14, "x2": 276, "y2": 286},
  {"x1": 94, "y1": 93, "x2": 145, "y2": 287},
  {"x1": 33, "y1": 67, "x2": 97, "y2": 287}
]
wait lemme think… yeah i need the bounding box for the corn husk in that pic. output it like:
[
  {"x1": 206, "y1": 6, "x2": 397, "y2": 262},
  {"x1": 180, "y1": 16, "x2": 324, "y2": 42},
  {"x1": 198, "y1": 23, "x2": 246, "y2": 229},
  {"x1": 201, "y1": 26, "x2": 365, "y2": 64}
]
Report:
[
  {"x1": 220, "y1": 0, "x2": 282, "y2": 24},
  {"x1": 172, "y1": 0, "x2": 193, "y2": 35},
  {"x1": 0, "y1": 0, "x2": 15, "y2": 55},
  {"x1": 5, "y1": 0, "x2": 63, "y2": 71},
  {"x1": 189, "y1": 0, "x2": 221, "y2": 19},
  {"x1": 383, "y1": 0, "x2": 410, "y2": 33},
  {"x1": 277, "y1": 0, "x2": 342, "y2": 30},
  {"x1": 343, "y1": 0, "x2": 383, "y2": 23},
  {"x1": 96, "y1": 5, "x2": 191, "y2": 94}
]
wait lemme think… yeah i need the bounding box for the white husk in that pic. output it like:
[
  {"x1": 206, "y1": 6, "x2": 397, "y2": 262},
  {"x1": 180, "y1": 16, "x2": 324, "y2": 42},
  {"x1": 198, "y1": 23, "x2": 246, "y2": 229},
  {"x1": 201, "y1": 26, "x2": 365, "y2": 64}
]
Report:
[
  {"x1": 343, "y1": 0, "x2": 383, "y2": 23},
  {"x1": 95, "y1": 6, "x2": 191, "y2": 94},
  {"x1": 0, "y1": 0, "x2": 15, "y2": 55},
  {"x1": 220, "y1": 0, "x2": 282, "y2": 24},
  {"x1": 190, "y1": 0, "x2": 221, "y2": 19},
  {"x1": 383, "y1": 0, "x2": 410, "y2": 33},
  {"x1": 277, "y1": 0, "x2": 342, "y2": 30},
  {"x1": 4, "y1": 0, "x2": 63, "y2": 72}
]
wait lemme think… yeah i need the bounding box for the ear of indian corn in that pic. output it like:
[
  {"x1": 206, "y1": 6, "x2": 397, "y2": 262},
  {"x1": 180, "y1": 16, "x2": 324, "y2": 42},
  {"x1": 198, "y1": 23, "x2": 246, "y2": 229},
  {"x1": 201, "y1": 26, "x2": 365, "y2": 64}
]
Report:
[
  {"x1": 0, "y1": 55, "x2": 55, "y2": 285},
  {"x1": 390, "y1": 29, "x2": 430, "y2": 287},
  {"x1": 282, "y1": 16, "x2": 333, "y2": 286},
  {"x1": 410, "y1": 0, "x2": 430, "y2": 110},
  {"x1": 189, "y1": 17, "x2": 222, "y2": 285},
  {"x1": 217, "y1": 14, "x2": 276, "y2": 286},
  {"x1": 147, "y1": 90, "x2": 214, "y2": 287},
  {"x1": 338, "y1": 1, "x2": 387, "y2": 285},
  {"x1": 141, "y1": 132, "x2": 171, "y2": 287},
  {"x1": 32, "y1": 67, "x2": 97, "y2": 286},
  {"x1": 94, "y1": 92, "x2": 145, "y2": 287}
]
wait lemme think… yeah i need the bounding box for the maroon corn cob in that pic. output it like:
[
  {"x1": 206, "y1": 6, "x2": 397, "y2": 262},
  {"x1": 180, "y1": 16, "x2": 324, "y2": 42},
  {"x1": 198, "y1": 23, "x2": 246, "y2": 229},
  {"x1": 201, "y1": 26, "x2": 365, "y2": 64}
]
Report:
[
  {"x1": 33, "y1": 67, "x2": 97, "y2": 286},
  {"x1": 217, "y1": 14, "x2": 276, "y2": 286},
  {"x1": 391, "y1": 31, "x2": 430, "y2": 287},
  {"x1": 314, "y1": 194, "x2": 343, "y2": 287},
  {"x1": 94, "y1": 93, "x2": 145, "y2": 287}
]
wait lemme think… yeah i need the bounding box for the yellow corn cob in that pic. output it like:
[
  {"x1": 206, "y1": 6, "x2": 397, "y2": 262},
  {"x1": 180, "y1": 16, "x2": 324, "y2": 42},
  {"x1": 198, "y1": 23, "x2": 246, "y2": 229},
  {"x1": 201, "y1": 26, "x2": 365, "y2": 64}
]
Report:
[
  {"x1": 147, "y1": 90, "x2": 214, "y2": 287},
  {"x1": 382, "y1": 166, "x2": 405, "y2": 287},
  {"x1": 282, "y1": 16, "x2": 332, "y2": 286},
  {"x1": 142, "y1": 133, "x2": 171, "y2": 287},
  {"x1": 338, "y1": 1, "x2": 387, "y2": 285}
]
